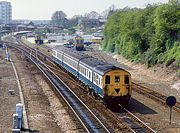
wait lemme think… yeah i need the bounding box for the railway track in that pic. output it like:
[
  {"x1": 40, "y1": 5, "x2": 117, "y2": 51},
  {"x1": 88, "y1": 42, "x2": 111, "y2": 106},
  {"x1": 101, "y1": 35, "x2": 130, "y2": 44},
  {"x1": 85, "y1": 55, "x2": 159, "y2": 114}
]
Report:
[
  {"x1": 132, "y1": 82, "x2": 180, "y2": 113},
  {"x1": 88, "y1": 47, "x2": 108, "y2": 63},
  {"x1": 5, "y1": 38, "x2": 179, "y2": 132},
  {"x1": 7, "y1": 39, "x2": 158, "y2": 131},
  {"x1": 4, "y1": 39, "x2": 147, "y2": 132},
  {"x1": 16, "y1": 39, "x2": 138, "y2": 133},
  {"x1": 116, "y1": 105, "x2": 156, "y2": 133},
  {"x1": 4, "y1": 42, "x2": 112, "y2": 133}
]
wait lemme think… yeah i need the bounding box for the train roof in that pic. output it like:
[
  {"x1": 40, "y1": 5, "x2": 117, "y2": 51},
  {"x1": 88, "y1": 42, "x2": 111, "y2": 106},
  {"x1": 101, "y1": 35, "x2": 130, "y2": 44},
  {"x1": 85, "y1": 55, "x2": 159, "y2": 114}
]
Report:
[{"x1": 53, "y1": 45, "x2": 127, "y2": 75}]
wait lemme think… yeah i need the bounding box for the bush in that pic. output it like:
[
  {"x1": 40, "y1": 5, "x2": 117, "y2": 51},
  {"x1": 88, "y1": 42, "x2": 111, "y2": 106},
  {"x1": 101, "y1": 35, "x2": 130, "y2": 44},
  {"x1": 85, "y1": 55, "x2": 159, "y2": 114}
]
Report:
[{"x1": 103, "y1": 2, "x2": 179, "y2": 67}]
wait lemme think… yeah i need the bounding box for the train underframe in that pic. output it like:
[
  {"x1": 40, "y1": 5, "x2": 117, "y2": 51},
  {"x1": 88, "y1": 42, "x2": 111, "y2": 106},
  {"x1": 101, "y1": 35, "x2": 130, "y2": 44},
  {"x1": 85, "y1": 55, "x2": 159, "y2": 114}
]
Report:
[{"x1": 103, "y1": 95, "x2": 131, "y2": 106}]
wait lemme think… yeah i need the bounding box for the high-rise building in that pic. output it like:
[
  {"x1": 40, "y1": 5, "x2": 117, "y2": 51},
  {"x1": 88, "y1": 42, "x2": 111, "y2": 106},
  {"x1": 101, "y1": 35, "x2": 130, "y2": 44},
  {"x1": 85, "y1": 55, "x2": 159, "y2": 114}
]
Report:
[{"x1": 0, "y1": 1, "x2": 12, "y2": 24}]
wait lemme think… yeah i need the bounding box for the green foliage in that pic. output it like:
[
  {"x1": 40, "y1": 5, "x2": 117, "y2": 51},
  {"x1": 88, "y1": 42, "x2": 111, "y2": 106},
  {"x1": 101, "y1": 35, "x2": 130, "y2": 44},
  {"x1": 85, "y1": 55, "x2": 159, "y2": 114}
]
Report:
[
  {"x1": 51, "y1": 11, "x2": 67, "y2": 27},
  {"x1": 103, "y1": 2, "x2": 180, "y2": 67}
]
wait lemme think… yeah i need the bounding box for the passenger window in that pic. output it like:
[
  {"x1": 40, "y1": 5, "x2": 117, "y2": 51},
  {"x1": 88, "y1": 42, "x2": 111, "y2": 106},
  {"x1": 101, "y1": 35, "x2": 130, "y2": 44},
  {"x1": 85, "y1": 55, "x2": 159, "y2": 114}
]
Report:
[
  {"x1": 96, "y1": 74, "x2": 98, "y2": 80},
  {"x1": 125, "y1": 76, "x2": 129, "y2": 84},
  {"x1": 99, "y1": 78, "x2": 101, "y2": 85},
  {"x1": 93, "y1": 73, "x2": 95, "y2": 81},
  {"x1": 115, "y1": 76, "x2": 120, "y2": 83},
  {"x1": 105, "y1": 75, "x2": 110, "y2": 84}
]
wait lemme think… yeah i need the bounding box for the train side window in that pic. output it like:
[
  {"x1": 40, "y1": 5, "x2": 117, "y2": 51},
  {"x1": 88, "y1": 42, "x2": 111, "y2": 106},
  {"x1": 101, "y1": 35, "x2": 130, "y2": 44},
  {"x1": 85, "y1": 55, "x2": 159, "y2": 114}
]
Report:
[
  {"x1": 99, "y1": 77, "x2": 101, "y2": 86},
  {"x1": 96, "y1": 75, "x2": 98, "y2": 84},
  {"x1": 79, "y1": 66, "x2": 81, "y2": 72},
  {"x1": 89, "y1": 72, "x2": 91, "y2": 79},
  {"x1": 86, "y1": 70, "x2": 88, "y2": 77},
  {"x1": 53, "y1": 51, "x2": 56, "y2": 56},
  {"x1": 115, "y1": 76, "x2": 120, "y2": 83},
  {"x1": 96, "y1": 74, "x2": 98, "y2": 80},
  {"x1": 124, "y1": 76, "x2": 129, "y2": 84},
  {"x1": 105, "y1": 75, "x2": 110, "y2": 84},
  {"x1": 93, "y1": 73, "x2": 96, "y2": 82}
]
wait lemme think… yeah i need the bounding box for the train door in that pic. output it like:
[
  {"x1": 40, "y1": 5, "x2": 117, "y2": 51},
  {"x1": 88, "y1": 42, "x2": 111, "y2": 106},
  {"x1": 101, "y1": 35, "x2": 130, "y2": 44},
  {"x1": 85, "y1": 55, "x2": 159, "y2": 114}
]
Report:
[{"x1": 104, "y1": 75, "x2": 111, "y2": 96}]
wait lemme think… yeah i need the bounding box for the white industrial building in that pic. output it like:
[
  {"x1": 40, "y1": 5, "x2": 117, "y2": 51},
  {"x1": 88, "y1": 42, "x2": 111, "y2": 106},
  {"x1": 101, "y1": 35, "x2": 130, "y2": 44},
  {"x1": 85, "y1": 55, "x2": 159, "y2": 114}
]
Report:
[{"x1": 0, "y1": 1, "x2": 12, "y2": 24}]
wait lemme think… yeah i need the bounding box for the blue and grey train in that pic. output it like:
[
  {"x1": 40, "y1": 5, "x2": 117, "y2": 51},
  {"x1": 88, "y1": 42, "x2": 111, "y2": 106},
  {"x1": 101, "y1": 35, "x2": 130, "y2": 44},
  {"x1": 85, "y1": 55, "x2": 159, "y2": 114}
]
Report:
[{"x1": 52, "y1": 46, "x2": 132, "y2": 105}]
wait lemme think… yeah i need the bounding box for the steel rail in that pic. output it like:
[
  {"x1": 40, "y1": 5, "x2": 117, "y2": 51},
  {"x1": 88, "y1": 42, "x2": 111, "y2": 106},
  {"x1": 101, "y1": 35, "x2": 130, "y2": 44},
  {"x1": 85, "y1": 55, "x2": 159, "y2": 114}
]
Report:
[
  {"x1": 132, "y1": 82, "x2": 180, "y2": 113},
  {"x1": 118, "y1": 104, "x2": 156, "y2": 133}
]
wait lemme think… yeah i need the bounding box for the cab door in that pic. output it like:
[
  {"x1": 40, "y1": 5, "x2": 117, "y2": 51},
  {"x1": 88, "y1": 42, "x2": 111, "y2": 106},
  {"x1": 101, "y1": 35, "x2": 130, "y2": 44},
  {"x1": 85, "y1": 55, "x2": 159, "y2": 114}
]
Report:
[{"x1": 104, "y1": 75, "x2": 111, "y2": 96}]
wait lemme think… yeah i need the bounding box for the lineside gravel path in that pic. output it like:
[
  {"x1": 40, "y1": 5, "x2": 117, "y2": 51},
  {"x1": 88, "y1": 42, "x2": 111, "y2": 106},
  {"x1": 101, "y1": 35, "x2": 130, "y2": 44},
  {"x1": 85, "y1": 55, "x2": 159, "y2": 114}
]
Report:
[{"x1": 0, "y1": 47, "x2": 20, "y2": 132}]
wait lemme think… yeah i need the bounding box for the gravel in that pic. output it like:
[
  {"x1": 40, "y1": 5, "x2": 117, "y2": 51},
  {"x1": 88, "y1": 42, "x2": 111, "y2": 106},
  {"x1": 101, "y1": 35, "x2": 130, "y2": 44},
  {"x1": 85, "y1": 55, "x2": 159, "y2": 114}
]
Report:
[{"x1": 0, "y1": 48, "x2": 20, "y2": 132}]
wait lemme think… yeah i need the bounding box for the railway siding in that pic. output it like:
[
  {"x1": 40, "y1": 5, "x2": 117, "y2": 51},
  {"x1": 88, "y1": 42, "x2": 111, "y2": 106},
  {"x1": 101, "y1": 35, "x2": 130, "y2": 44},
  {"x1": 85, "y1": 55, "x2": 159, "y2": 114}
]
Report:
[{"x1": 132, "y1": 82, "x2": 180, "y2": 113}]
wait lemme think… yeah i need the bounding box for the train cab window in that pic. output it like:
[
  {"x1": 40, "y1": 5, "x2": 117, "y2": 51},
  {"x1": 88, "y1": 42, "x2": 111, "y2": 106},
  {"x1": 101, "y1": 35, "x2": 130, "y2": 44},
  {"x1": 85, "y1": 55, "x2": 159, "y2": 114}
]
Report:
[
  {"x1": 124, "y1": 76, "x2": 129, "y2": 84},
  {"x1": 105, "y1": 75, "x2": 110, "y2": 84},
  {"x1": 115, "y1": 76, "x2": 120, "y2": 83}
]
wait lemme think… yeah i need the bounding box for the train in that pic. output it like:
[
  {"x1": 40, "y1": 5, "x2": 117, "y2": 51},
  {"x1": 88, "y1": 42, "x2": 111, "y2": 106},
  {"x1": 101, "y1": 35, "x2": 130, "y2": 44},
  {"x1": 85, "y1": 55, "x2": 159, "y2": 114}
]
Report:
[
  {"x1": 52, "y1": 46, "x2": 132, "y2": 106},
  {"x1": 91, "y1": 36, "x2": 103, "y2": 44},
  {"x1": 74, "y1": 36, "x2": 84, "y2": 51}
]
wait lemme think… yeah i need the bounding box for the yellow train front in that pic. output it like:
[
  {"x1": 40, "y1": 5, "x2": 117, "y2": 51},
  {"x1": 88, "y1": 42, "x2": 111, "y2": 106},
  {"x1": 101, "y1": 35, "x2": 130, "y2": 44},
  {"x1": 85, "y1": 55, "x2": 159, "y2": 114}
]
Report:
[
  {"x1": 74, "y1": 36, "x2": 84, "y2": 51},
  {"x1": 102, "y1": 68, "x2": 132, "y2": 106}
]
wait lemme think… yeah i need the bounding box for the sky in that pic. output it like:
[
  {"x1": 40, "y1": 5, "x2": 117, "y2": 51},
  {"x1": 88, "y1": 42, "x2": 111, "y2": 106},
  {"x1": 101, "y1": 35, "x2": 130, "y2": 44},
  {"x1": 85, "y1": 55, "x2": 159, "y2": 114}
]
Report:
[{"x1": 6, "y1": 0, "x2": 169, "y2": 20}]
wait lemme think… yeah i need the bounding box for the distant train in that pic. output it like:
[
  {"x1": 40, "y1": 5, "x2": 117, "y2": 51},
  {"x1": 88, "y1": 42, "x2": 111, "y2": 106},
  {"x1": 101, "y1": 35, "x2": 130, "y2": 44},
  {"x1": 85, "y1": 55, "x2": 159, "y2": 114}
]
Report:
[
  {"x1": 74, "y1": 36, "x2": 84, "y2": 51},
  {"x1": 52, "y1": 46, "x2": 132, "y2": 105},
  {"x1": 91, "y1": 36, "x2": 103, "y2": 44}
]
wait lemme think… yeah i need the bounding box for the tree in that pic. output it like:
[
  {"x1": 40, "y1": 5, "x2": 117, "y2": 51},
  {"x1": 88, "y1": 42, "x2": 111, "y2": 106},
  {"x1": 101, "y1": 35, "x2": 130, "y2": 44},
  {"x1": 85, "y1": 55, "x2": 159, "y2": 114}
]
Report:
[
  {"x1": 103, "y1": 2, "x2": 180, "y2": 67},
  {"x1": 51, "y1": 11, "x2": 67, "y2": 27},
  {"x1": 84, "y1": 11, "x2": 100, "y2": 19},
  {"x1": 154, "y1": 1, "x2": 180, "y2": 44}
]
